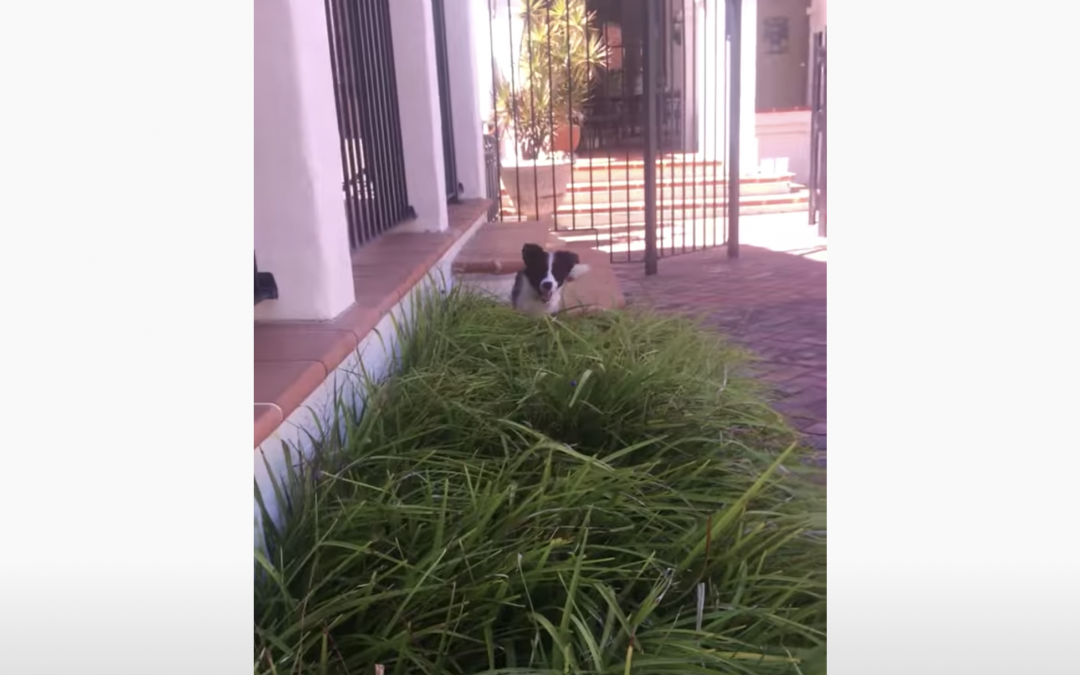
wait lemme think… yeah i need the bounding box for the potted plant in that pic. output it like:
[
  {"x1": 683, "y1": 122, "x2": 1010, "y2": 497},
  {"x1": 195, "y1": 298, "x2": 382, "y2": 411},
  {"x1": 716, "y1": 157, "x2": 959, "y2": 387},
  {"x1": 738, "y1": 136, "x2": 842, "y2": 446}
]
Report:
[{"x1": 494, "y1": 0, "x2": 607, "y2": 220}]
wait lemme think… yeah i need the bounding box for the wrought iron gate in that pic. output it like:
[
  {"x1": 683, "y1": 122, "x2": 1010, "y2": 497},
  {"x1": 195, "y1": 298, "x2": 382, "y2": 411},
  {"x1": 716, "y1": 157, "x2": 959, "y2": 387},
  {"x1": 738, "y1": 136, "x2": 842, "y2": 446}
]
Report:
[
  {"x1": 808, "y1": 29, "x2": 827, "y2": 237},
  {"x1": 486, "y1": 0, "x2": 741, "y2": 271},
  {"x1": 323, "y1": 0, "x2": 414, "y2": 250}
]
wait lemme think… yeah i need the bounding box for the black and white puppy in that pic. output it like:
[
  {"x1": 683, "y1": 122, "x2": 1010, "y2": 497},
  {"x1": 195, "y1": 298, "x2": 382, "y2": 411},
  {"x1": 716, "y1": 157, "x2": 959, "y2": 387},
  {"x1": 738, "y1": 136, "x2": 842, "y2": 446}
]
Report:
[{"x1": 511, "y1": 243, "x2": 590, "y2": 315}]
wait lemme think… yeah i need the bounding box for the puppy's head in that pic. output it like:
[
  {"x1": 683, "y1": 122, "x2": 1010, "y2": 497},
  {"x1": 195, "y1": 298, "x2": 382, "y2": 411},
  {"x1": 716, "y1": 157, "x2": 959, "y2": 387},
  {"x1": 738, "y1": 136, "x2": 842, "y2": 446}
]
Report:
[{"x1": 521, "y1": 243, "x2": 589, "y2": 304}]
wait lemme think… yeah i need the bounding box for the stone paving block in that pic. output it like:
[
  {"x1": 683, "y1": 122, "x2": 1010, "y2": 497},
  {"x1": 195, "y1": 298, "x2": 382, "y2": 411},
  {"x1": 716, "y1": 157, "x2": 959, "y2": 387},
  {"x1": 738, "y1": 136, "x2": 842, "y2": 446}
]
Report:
[{"x1": 614, "y1": 242, "x2": 826, "y2": 452}]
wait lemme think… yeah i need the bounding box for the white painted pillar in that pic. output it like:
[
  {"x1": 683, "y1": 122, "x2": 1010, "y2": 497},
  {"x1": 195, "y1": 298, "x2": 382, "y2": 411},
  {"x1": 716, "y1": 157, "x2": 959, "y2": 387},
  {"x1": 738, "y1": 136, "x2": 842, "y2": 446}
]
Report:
[
  {"x1": 254, "y1": 0, "x2": 355, "y2": 321},
  {"x1": 389, "y1": 0, "x2": 449, "y2": 232},
  {"x1": 475, "y1": 0, "x2": 494, "y2": 124},
  {"x1": 692, "y1": 0, "x2": 758, "y2": 173},
  {"x1": 693, "y1": 0, "x2": 721, "y2": 161},
  {"x1": 446, "y1": 0, "x2": 487, "y2": 200},
  {"x1": 681, "y1": 0, "x2": 697, "y2": 151},
  {"x1": 739, "y1": 0, "x2": 759, "y2": 173}
]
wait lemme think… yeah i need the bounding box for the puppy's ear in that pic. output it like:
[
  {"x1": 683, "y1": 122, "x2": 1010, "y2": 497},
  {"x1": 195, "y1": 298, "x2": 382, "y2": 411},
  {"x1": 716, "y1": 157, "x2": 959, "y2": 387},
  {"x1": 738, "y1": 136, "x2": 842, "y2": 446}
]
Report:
[{"x1": 521, "y1": 243, "x2": 546, "y2": 264}]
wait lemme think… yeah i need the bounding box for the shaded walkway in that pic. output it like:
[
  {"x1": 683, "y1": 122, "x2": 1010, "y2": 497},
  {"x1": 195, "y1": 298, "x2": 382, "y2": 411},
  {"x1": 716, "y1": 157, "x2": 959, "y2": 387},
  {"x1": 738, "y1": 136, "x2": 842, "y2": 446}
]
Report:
[{"x1": 613, "y1": 218, "x2": 826, "y2": 463}]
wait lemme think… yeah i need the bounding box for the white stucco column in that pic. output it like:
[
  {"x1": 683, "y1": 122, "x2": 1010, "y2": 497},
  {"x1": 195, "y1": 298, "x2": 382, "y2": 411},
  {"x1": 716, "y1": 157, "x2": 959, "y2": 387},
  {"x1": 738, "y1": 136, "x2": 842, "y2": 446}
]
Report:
[
  {"x1": 692, "y1": 0, "x2": 758, "y2": 173},
  {"x1": 475, "y1": 0, "x2": 495, "y2": 129},
  {"x1": 445, "y1": 1, "x2": 487, "y2": 200},
  {"x1": 254, "y1": 0, "x2": 355, "y2": 321},
  {"x1": 389, "y1": 0, "x2": 449, "y2": 232},
  {"x1": 693, "y1": 0, "x2": 721, "y2": 161},
  {"x1": 739, "y1": 0, "x2": 759, "y2": 173}
]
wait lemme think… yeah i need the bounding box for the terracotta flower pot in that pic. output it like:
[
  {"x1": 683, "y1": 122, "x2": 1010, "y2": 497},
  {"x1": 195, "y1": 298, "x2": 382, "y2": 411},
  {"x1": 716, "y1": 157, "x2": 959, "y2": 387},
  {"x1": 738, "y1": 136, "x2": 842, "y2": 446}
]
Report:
[{"x1": 551, "y1": 123, "x2": 582, "y2": 154}]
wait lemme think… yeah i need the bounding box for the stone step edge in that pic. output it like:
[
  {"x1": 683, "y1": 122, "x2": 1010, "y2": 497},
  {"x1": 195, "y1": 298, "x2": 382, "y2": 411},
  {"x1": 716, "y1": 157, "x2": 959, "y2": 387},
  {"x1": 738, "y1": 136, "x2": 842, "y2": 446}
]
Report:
[
  {"x1": 499, "y1": 189, "x2": 807, "y2": 216},
  {"x1": 568, "y1": 172, "x2": 796, "y2": 192},
  {"x1": 554, "y1": 191, "x2": 809, "y2": 215}
]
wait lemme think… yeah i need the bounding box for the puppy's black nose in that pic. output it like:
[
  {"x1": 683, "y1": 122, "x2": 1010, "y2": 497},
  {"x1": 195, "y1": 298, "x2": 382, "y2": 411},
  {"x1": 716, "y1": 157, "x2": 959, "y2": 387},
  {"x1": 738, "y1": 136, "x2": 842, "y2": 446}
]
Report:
[{"x1": 540, "y1": 281, "x2": 553, "y2": 292}]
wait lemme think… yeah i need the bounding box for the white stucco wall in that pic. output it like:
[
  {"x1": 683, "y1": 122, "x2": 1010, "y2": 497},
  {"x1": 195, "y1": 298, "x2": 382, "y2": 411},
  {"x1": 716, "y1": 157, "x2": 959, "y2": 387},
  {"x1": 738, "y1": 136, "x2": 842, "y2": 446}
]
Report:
[
  {"x1": 254, "y1": 214, "x2": 489, "y2": 550},
  {"x1": 738, "y1": 0, "x2": 759, "y2": 171},
  {"x1": 254, "y1": 0, "x2": 497, "y2": 552},
  {"x1": 757, "y1": 110, "x2": 811, "y2": 182},
  {"x1": 690, "y1": 0, "x2": 758, "y2": 171},
  {"x1": 254, "y1": 0, "x2": 355, "y2": 321},
  {"x1": 446, "y1": 0, "x2": 488, "y2": 199}
]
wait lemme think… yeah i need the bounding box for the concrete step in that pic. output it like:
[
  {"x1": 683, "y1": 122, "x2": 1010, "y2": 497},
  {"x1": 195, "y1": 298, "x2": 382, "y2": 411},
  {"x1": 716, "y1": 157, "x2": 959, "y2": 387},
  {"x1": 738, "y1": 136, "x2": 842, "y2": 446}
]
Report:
[
  {"x1": 556, "y1": 218, "x2": 732, "y2": 255},
  {"x1": 553, "y1": 190, "x2": 809, "y2": 228},
  {"x1": 570, "y1": 156, "x2": 725, "y2": 183},
  {"x1": 567, "y1": 175, "x2": 796, "y2": 204}
]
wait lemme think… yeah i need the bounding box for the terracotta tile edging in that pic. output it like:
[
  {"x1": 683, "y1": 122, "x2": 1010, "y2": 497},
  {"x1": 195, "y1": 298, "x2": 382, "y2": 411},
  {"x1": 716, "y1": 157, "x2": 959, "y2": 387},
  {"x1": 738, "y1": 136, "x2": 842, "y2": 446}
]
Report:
[
  {"x1": 254, "y1": 404, "x2": 284, "y2": 448},
  {"x1": 254, "y1": 199, "x2": 492, "y2": 449},
  {"x1": 453, "y1": 259, "x2": 523, "y2": 275}
]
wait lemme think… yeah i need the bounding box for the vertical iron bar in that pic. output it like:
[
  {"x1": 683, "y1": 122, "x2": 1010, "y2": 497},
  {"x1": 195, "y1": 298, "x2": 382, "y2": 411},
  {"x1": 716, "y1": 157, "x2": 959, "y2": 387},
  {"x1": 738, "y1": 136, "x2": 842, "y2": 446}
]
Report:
[
  {"x1": 680, "y1": 0, "x2": 689, "y2": 254},
  {"x1": 374, "y1": 0, "x2": 409, "y2": 222},
  {"x1": 507, "y1": 0, "x2": 523, "y2": 221},
  {"x1": 352, "y1": 0, "x2": 375, "y2": 235},
  {"x1": 342, "y1": 0, "x2": 375, "y2": 245},
  {"x1": 352, "y1": 0, "x2": 386, "y2": 237},
  {"x1": 818, "y1": 32, "x2": 827, "y2": 237},
  {"x1": 546, "y1": 0, "x2": 556, "y2": 231},
  {"x1": 565, "y1": 1, "x2": 577, "y2": 231},
  {"x1": 808, "y1": 31, "x2": 820, "y2": 225},
  {"x1": 432, "y1": 0, "x2": 459, "y2": 201},
  {"x1": 624, "y1": 44, "x2": 631, "y2": 262},
  {"x1": 582, "y1": 8, "x2": 595, "y2": 235},
  {"x1": 690, "y1": 0, "x2": 698, "y2": 252},
  {"x1": 719, "y1": 0, "x2": 725, "y2": 246},
  {"x1": 602, "y1": 20, "x2": 615, "y2": 262},
  {"x1": 489, "y1": 1, "x2": 504, "y2": 221},
  {"x1": 655, "y1": 0, "x2": 663, "y2": 258},
  {"x1": 383, "y1": 0, "x2": 411, "y2": 221},
  {"x1": 643, "y1": 0, "x2": 659, "y2": 276},
  {"x1": 703, "y1": 0, "x2": 713, "y2": 247},
  {"x1": 726, "y1": 0, "x2": 740, "y2": 258},
  {"x1": 618, "y1": 7, "x2": 631, "y2": 261},
  {"x1": 372, "y1": 0, "x2": 405, "y2": 226},
  {"x1": 363, "y1": 0, "x2": 397, "y2": 236},
  {"x1": 668, "y1": 2, "x2": 676, "y2": 255},
  {"x1": 525, "y1": 1, "x2": 539, "y2": 219},
  {"x1": 369, "y1": 0, "x2": 410, "y2": 226},
  {"x1": 657, "y1": 0, "x2": 665, "y2": 259},
  {"x1": 323, "y1": 0, "x2": 358, "y2": 248},
  {"x1": 661, "y1": 0, "x2": 670, "y2": 258}
]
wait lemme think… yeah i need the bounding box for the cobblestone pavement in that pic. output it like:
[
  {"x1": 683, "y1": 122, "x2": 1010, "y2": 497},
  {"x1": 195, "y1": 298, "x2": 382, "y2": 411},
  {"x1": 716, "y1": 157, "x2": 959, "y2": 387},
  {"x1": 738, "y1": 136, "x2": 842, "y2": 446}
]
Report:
[{"x1": 612, "y1": 217, "x2": 826, "y2": 463}]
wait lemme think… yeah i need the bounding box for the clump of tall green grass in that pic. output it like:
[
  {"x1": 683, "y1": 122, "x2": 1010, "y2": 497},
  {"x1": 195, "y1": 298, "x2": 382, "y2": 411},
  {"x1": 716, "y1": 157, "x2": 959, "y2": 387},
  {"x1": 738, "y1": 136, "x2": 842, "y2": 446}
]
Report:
[{"x1": 255, "y1": 285, "x2": 826, "y2": 675}]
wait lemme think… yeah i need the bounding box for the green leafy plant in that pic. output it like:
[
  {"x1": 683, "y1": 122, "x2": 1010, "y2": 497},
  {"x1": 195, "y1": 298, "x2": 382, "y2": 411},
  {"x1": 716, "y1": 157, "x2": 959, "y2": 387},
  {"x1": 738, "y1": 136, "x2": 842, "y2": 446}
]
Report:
[
  {"x1": 495, "y1": 0, "x2": 609, "y2": 160},
  {"x1": 255, "y1": 284, "x2": 826, "y2": 675}
]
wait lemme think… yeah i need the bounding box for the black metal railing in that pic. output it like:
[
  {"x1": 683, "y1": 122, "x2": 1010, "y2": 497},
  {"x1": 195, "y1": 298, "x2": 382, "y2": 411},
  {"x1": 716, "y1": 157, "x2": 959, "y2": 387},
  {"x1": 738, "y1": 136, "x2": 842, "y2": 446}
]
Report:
[
  {"x1": 323, "y1": 0, "x2": 414, "y2": 250},
  {"x1": 487, "y1": 0, "x2": 734, "y2": 268},
  {"x1": 483, "y1": 134, "x2": 500, "y2": 220},
  {"x1": 254, "y1": 254, "x2": 278, "y2": 305},
  {"x1": 432, "y1": 0, "x2": 461, "y2": 202},
  {"x1": 579, "y1": 1, "x2": 685, "y2": 153}
]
